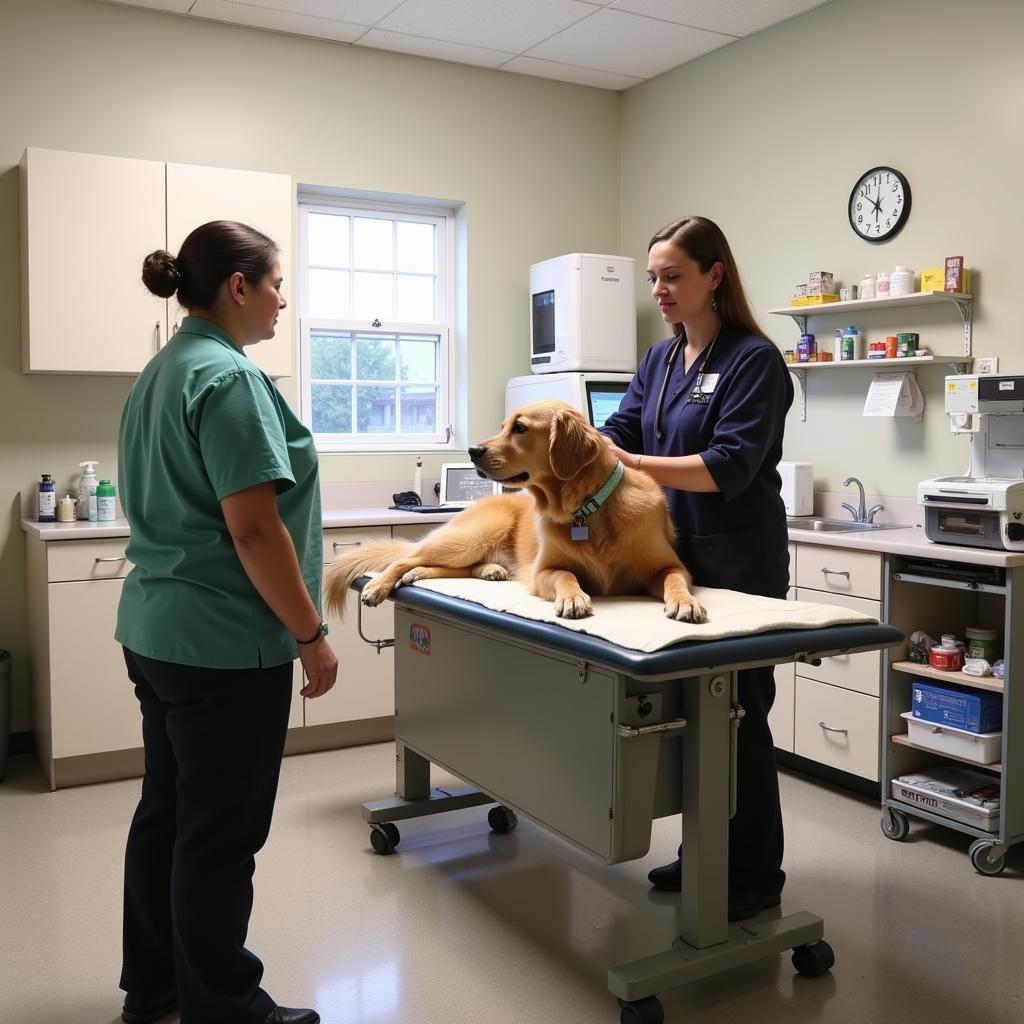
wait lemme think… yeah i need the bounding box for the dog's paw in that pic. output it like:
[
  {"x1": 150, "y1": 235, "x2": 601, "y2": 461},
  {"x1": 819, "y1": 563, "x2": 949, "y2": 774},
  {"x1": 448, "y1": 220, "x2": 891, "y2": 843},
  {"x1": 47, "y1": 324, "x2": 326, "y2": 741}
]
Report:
[
  {"x1": 665, "y1": 597, "x2": 708, "y2": 624},
  {"x1": 361, "y1": 580, "x2": 391, "y2": 606},
  {"x1": 555, "y1": 593, "x2": 593, "y2": 619},
  {"x1": 400, "y1": 567, "x2": 428, "y2": 585},
  {"x1": 474, "y1": 563, "x2": 508, "y2": 581}
]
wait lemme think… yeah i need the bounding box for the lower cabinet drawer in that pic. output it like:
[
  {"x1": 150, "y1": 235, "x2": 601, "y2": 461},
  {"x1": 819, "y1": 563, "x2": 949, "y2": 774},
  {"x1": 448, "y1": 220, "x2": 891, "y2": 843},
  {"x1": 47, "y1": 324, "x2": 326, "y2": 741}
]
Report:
[
  {"x1": 794, "y1": 676, "x2": 880, "y2": 781},
  {"x1": 322, "y1": 526, "x2": 390, "y2": 566}
]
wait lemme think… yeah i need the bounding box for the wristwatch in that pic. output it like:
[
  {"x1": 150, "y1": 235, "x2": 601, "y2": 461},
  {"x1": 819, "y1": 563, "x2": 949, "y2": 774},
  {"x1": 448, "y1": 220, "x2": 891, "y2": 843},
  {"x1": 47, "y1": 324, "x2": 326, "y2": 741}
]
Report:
[{"x1": 297, "y1": 620, "x2": 329, "y2": 645}]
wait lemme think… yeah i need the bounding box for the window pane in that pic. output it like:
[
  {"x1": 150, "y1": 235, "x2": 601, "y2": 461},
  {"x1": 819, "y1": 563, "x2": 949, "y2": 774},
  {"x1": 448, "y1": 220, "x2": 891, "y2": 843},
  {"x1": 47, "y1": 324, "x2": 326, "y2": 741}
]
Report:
[
  {"x1": 399, "y1": 338, "x2": 437, "y2": 382},
  {"x1": 396, "y1": 275, "x2": 435, "y2": 322},
  {"x1": 311, "y1": 384, "x2": 352, "y2": 433},
  {"x1": 309, "y1": 269, "x2": 350, "y2": 318},
  {"x1": 396, "y1": 222, "x2": 435, "y2": 273},
  {"x1": 310, "y1": 332, "x2": 351, "y2": 379},
  {"x1": 353, "y1": 217, "x2": 393, "y2": 271},
  {"x1": 308, "y1": 213, "x2": 349, "y2": 267},
  {"x1": 355, "y1": 335, "x2": 396, "y2": 380},
  {"x1": 400, "y1": 386, "x2": 438, "y2": 433},
  {"x1": 353, "y1": 272, "x2": 394, "y2": 320},
  {"x1": 357, "y1": 385, "x2": 396, "y2": 433}
]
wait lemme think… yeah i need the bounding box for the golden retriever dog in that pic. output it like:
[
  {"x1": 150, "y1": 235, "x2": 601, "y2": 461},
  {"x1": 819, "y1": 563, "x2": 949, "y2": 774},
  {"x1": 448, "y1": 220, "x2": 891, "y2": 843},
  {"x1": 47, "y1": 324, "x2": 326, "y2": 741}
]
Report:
[{"x1": 324, "y1": 400, "x2": 706, "y2": 623}]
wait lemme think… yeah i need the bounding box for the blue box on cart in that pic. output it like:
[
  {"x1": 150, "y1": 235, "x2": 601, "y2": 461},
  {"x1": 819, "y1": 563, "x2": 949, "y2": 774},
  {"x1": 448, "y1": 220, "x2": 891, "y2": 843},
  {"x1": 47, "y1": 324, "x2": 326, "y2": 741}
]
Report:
[{"x1": 911, "y1": 681, "x2": 1002, "y2": 734}]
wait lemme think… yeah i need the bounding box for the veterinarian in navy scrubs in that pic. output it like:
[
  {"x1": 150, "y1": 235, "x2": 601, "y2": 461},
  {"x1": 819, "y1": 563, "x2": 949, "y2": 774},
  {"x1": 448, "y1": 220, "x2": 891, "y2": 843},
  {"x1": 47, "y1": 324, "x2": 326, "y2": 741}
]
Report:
[{"x1": 601, "y1": 215, "x2": 792, "y2": 923}]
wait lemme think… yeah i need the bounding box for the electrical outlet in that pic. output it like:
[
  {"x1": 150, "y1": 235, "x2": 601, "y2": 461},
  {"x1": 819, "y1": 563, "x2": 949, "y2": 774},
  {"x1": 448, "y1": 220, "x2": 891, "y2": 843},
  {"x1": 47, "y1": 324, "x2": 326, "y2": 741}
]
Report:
[{"x1": 975, "y1": 356, "x2": 998, "y2": 375}]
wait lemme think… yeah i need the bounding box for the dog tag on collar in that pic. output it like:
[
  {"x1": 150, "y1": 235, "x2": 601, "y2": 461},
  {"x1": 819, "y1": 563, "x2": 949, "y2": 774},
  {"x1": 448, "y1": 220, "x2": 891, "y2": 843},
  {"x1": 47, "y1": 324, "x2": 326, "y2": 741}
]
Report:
[{"x1": 571, "y1": 514, "x2": 589, "y2": 542}]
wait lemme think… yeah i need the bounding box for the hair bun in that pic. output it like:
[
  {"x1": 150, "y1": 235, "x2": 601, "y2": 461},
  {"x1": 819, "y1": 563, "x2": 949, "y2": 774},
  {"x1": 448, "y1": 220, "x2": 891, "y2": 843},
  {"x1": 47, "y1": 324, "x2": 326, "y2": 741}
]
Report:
[{"x1": 141, "y1": 249, "x2": 182, "y2": 298}]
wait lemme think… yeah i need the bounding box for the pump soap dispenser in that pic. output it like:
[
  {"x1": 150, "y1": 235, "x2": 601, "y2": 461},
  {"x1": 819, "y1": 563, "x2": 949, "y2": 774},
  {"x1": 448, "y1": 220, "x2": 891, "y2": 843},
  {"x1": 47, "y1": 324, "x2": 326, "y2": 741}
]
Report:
[{"x1": 78, "y1": 461, "x2": 99, "y2": 521}]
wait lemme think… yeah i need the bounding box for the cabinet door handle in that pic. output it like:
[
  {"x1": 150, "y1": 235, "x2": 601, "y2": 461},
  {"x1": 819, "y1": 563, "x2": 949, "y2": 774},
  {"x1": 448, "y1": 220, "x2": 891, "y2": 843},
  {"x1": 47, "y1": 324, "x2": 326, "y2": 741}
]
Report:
[
  {"x1": 818, "y1": 721, "x2": 849, "y2": 736},
  {"x1": 94, "y1": 555, "x2": 127, "y2": 563},
  {"x1": 820, "y1": 567, "x2": 850, "y2": 580},
  {"x1": 332, "y1": 541, "x2": 362, "y2": 551}
]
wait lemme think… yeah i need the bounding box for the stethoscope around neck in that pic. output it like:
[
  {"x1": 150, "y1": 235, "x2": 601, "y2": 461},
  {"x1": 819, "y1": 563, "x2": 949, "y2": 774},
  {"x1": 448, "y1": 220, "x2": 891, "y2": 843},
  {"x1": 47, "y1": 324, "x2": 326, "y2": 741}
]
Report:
[{"x1": 653, "y1": 328, "x2": 721, "y2": 440}]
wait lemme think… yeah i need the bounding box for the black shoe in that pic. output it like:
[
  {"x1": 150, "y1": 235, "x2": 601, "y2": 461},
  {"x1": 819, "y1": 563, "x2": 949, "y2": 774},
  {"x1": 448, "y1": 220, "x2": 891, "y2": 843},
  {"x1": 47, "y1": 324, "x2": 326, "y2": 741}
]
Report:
[
  {"x1": 727, "y1": 886, "x2": 782, "y2": 922},
  {"x1": 265, "y1": 1009, "x2": 321, "y2": 1024},
  {"x1": 122, "y1": 989, "x2": 178, "y2": 1024},
  {"x1": 647, "y1": 856, "x2": 682, "y2": 892}
]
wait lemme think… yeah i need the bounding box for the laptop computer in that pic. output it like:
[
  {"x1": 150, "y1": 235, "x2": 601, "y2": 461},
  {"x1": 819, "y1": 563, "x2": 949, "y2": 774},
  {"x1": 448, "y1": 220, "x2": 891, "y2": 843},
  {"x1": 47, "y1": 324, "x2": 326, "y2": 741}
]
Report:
[{"x1": 391, "y1": 462, "x2": 501, "y2": 512}]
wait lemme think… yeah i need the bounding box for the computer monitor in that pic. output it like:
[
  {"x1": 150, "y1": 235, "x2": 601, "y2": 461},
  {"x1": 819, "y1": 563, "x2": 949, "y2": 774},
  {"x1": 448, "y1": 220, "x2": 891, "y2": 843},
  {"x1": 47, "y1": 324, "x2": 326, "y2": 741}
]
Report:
[
  {"x1": 439, "y1": 463, "x2": 501, "y2": 507},
  {"x1": 585, "y1": 381, "x2": 629, "y2": 429}
]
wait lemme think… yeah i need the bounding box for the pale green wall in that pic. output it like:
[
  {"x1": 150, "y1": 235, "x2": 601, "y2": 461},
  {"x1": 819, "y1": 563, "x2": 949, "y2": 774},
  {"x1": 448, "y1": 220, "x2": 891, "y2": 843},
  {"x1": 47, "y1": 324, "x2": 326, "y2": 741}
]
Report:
[
  {"x1": 0, "y1": 0, "x2": 622, "y2": 732},
  {"x1": 622, "y1": 0, "x2": 1024, "y2": 495}
]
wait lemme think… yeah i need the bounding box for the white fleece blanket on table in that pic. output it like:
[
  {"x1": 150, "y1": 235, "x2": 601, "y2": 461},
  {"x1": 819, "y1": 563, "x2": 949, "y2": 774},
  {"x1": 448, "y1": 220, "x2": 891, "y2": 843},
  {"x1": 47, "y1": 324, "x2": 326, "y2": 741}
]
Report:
[{"x1": 395, "y1": 578, "x2": 876, "y2": 653}]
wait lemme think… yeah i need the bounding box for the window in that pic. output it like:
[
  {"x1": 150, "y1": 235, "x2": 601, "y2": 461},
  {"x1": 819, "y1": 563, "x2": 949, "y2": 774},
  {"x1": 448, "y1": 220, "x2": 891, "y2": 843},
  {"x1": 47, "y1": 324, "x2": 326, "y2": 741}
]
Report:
[{"x1": 298, "y1": 197, "x2": 453, "y2": 450}]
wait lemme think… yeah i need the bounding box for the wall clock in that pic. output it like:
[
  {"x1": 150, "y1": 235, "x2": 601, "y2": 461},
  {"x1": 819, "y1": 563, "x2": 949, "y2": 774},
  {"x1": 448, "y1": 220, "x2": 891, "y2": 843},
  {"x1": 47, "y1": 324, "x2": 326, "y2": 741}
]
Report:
[{"x1": 848, "y1": 166, "x2": 911, "y2": 243}]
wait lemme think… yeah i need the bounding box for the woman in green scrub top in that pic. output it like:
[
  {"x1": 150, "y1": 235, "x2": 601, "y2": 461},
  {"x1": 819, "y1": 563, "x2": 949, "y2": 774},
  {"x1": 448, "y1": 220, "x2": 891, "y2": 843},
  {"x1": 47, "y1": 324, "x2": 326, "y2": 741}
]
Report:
[{"x1": 115, "y1": 221, "x2": 334, "y2": 1024}]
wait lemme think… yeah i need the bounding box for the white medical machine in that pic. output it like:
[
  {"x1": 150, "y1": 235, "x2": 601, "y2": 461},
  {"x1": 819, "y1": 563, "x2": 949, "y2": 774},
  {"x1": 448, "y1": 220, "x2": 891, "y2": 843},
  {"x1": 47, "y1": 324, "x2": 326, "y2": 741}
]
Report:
[
  {"x1": 917, "y1": 374, "x2": 1024, "y2": 551},
  {"x1": 529, "y1": 253, "x2": 637, "y2": 374},
  {"x1": 778, "y1": 461, "x2": 814, "y2": 516},
  {"x1": 505, "y1": 371, "x2": 635, "y2": 429}
]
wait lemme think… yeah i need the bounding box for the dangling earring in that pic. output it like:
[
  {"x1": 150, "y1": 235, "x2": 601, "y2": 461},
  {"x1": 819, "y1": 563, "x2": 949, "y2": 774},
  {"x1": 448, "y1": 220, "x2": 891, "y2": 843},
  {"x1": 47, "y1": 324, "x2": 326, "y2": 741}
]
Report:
[{"x1": 711, "y1": 291, "x2": 718, "y2": 312}]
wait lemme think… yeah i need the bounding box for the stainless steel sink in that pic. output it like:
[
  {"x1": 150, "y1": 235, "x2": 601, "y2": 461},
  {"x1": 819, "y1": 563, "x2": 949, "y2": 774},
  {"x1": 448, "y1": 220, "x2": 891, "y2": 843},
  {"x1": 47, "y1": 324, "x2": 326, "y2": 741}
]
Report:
[{"x1": 786, "y1": 517, "x2": 911, "y2": 533}]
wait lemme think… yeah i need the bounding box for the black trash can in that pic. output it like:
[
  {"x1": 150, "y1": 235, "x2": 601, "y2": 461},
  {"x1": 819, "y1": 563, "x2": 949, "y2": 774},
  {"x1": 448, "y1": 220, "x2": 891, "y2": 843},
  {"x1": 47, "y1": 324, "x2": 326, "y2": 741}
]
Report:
[{"x1": 0, "y1": 650, "x2": 10, "y2": 782}]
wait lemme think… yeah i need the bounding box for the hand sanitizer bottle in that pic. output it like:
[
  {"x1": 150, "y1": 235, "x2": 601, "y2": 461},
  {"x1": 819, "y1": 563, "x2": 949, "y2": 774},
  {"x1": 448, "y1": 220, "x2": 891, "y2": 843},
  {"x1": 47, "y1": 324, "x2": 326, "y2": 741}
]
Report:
[{"x1": 77, "y1": 461, "x2": 99, "y2": 521}]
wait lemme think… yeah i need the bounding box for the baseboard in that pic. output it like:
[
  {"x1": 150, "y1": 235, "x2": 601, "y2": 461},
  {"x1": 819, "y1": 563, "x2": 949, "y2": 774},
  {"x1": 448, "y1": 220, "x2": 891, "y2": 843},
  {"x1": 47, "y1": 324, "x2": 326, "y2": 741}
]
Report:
[{"x1": 776, "y1": 750, "x2": 879, "y2": 799}]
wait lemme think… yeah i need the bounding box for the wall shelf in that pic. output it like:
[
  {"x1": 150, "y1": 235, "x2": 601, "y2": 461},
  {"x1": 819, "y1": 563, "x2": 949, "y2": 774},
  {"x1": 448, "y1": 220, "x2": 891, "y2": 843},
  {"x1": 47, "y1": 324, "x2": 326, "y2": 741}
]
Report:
[{"x1": 770, "y1": 291, "x2": 974, "y2": 420}]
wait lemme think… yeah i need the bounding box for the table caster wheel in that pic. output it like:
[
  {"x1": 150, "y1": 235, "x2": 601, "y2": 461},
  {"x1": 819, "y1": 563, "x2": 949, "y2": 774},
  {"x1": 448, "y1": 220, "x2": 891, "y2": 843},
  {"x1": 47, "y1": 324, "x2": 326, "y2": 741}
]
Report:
[
  {"x1": 370, "y1": 822, "x2": 400, "y2": 855},
  {"x1": 969, "y1": 839, "x2": 1006, "y2": 876},
  {"x1": 792, "y1": 939, "x2": 835, "y2": 978},
  {"x1": 488, "y1": 805, "x2": 518, "y2": 834},
  {"x1": 880, "y1": 807, "x2": 910, "y2": 841},
  {"x1": 617, "y1": 996, "x2": 664, "y2": 1024}
]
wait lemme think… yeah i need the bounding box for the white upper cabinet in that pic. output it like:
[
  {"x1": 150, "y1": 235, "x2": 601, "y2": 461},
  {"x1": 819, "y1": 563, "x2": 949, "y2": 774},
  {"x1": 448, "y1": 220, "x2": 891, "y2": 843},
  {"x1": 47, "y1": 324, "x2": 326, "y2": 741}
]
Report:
[
  {"x1": 20, "y1": 147, "x2": 294, "y2": 377},
  {"x1": 20, "y1": 147, "x2": 168, "y2": 373},
  {"x1": 166, "y1": 162, "x2": 293, "y2": 378}
]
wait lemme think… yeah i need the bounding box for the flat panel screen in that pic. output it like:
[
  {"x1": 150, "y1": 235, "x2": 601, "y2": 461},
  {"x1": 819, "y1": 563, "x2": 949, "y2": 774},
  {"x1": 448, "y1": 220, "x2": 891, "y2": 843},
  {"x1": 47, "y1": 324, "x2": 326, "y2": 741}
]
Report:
[{"x1": 585, "y1": 382, "x2": 629, "y2": 428}]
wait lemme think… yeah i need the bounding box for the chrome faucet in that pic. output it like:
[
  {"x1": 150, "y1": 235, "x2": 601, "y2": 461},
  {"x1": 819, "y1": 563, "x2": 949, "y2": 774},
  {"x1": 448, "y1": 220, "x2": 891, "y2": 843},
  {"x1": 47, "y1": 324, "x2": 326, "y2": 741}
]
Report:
[{"x1": 841, "y1": 476, "x2": 884, "y2": 523}]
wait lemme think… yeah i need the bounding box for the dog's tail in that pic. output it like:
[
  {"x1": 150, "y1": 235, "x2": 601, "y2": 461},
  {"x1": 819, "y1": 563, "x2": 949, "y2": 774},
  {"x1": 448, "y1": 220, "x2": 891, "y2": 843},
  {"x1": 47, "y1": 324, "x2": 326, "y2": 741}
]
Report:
[{"x1": 323, "y1": 538, "x2": 413, "y2": 618}]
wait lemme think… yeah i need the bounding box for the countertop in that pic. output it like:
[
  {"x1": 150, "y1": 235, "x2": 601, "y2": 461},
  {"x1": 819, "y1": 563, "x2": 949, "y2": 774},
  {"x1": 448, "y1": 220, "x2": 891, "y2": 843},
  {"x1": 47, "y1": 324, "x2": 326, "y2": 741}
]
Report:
[
  {"x1": 21, "y1": 508, "x2": 1024, "y2": 568},
  {"x1": 20, "y1": 506, "x2": 460, "y2": 541}
]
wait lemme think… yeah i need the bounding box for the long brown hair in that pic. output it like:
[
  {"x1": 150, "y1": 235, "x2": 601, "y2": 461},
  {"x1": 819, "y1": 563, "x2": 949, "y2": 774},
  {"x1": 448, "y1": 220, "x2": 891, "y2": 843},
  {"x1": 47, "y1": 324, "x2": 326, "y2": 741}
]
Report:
[{"x1": 648, "y1": 216, "x2": 767, "y2": 340}]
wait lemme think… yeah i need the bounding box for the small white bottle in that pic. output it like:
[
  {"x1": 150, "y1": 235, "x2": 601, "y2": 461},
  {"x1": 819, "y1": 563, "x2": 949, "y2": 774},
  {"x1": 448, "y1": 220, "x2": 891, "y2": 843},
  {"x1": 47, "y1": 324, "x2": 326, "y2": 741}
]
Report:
[
  {"x1": 834, "y1": 328, "x2": 844, "y2": 361},
  {"x1": 876, "y1": 271, "x2": 890, "y2": 297},
  {"x1": 859, "y1": 273, "x2": 876, "y2": 300},
  {"x1": 413, "y1": 456, "x2": 423, "y2": 502},
  {"x1": 890, "y1": 265, "x2": 915, "y2": 296},
  {"x1": 77, "y1": 460, "x2": 99, "y2": 521}
]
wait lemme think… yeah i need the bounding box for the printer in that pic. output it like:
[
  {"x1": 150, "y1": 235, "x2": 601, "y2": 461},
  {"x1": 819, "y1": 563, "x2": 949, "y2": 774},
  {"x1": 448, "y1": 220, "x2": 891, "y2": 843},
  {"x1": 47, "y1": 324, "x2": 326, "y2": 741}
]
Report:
[{"x1": 918, "y1": 374, "x2": 1024, "y2": 551}]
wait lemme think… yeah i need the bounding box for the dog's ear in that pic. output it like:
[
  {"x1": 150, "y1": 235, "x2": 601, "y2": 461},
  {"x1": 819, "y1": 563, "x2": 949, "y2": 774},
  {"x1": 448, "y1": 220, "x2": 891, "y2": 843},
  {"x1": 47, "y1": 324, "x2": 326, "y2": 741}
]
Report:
[{"x1": 549, "y1": 408, "x2": 601, "y2": 480}]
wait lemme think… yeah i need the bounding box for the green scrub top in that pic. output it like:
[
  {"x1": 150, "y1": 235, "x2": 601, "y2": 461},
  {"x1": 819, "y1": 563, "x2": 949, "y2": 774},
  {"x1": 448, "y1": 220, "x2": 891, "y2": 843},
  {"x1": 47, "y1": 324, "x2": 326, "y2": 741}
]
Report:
[{"x1": 115, "y1": 316, "x2": 322, "y2": 669}]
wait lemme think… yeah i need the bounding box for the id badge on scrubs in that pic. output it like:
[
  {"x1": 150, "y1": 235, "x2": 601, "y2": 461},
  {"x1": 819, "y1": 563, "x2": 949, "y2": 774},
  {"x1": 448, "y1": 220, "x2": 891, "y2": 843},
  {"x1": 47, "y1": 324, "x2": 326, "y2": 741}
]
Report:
[{"x1": 689, "y1": 373, "x2": 719, "y2": 405}]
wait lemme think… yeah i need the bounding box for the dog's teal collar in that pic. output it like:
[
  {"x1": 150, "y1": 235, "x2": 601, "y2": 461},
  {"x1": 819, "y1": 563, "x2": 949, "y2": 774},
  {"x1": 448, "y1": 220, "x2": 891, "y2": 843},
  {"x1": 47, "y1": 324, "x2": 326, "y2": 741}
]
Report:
[{"x1": 573, "y1": 461, "x2": 625, "y2": 522}]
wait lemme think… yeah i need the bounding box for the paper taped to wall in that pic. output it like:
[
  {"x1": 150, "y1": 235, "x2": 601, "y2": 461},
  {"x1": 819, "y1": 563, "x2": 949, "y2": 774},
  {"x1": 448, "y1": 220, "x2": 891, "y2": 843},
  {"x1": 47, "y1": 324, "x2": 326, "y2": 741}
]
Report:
[{"x1": 863, "y1": 371, "x2": 924, "y2": 420}]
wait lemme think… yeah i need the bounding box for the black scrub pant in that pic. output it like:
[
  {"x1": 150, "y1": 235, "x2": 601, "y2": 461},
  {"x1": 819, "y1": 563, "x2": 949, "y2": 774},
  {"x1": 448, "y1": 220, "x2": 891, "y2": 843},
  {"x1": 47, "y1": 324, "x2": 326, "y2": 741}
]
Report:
[
  {"x1": 120, "y1": 648, "x2": 292, "y2": 1024},
  {"x1": 731, "y1": 666, "x2": 785, "y2": 895}
]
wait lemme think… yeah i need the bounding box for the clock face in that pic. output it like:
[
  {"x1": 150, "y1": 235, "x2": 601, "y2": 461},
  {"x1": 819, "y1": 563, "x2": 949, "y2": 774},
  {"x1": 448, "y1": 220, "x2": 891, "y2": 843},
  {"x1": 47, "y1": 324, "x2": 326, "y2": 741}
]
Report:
[{"x1": 848, "y1": 166, "x2": 912, "y2": 243}]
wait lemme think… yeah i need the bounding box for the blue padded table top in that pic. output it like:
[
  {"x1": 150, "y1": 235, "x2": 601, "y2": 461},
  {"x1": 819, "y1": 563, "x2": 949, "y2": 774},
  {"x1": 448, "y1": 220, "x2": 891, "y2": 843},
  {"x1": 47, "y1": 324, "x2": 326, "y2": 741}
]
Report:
[{"x1": 357, "y1": 579, "x2": 904, "y2": 682}]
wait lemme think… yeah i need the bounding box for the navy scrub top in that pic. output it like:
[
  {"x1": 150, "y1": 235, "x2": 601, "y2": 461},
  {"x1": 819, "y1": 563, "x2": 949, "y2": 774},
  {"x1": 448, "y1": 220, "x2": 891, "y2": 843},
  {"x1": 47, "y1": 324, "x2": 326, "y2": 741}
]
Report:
[{"x1": 602, "y1": 325, "x2": 794, "y2": 599}]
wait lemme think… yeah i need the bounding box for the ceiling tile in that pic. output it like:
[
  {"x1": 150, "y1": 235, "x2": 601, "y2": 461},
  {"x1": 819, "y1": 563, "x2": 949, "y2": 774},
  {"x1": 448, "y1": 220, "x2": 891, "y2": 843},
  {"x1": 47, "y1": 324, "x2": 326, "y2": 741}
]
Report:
[
  {"x1": 377, "y1": 0, "x2": 600, "y2": 54},
  {"x1": 501, "y1": 56, "x2": 642, "y2": 91},
  {"x1": 357, "y1": 29, "x2": 514, "y2": 70},
  {"x1": 526, "y1": 7, "x2": 732, "y2": 78},
  {"x1": 609, "y1": 0, "x2": 828, "y2": 37},
  {"x1": 104, "y1": 1, "x2": 195, "y2": 13},
  {"x1": 189, "y1": 0, "x2": 367, "y2": 42},
  {"x1": 210, "y1": 0, "x2": 404, "y2": 24}
]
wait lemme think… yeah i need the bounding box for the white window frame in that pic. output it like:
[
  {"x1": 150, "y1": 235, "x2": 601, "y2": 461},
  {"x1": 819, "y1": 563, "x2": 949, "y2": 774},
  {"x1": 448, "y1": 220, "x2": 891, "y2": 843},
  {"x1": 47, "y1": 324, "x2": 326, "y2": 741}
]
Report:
[{"x1": 297, "y1": 196, "x2": 455, "y2": 452}]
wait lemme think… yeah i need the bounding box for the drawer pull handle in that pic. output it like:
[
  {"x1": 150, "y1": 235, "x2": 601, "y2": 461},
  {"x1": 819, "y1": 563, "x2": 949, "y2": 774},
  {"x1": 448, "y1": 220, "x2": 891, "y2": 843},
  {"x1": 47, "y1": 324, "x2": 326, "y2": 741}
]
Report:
[
  {"x1": 820, "y1": 567, "x2": 850, "y2": 580},
  {"x1": 818, "y1": 721, "x2": 849, "y2": 736},
  {"x1": 94, "y1": 555, "x2": 127, "y2": 563},
  {"x1": 332, "y1": 541, "x2": 362, "y2": 551}
]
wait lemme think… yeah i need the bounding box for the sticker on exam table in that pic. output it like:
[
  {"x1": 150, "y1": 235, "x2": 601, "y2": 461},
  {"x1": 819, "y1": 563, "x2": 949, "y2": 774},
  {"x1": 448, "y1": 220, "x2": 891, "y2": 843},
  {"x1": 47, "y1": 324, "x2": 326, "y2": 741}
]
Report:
[{"x1": 410, "y1": 623, "x2": 431, "y2": 654}]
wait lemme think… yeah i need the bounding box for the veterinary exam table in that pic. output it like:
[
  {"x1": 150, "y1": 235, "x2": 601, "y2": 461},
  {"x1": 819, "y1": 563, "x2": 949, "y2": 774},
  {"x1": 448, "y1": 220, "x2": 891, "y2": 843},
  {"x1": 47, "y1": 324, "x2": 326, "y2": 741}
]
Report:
[{"x1": 353, "y1": 580, "x2": 902, "y2": 1024}]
